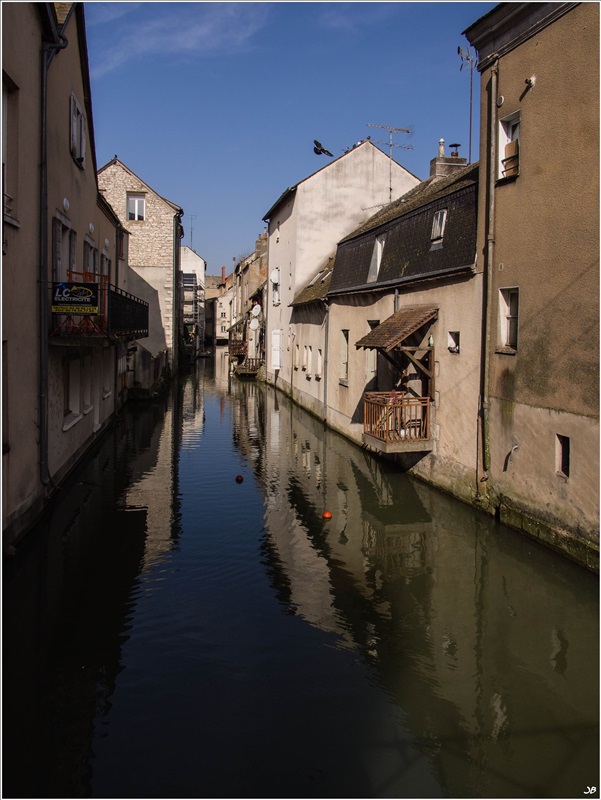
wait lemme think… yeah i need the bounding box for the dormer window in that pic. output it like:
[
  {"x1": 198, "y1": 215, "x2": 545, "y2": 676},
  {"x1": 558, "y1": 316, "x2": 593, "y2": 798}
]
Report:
[
  {"x1": 431, "y1": 209, "x2": 447, "y2": 249},
  {"x1": 367, "y1": 234, "x2": 386, "y2": 282}
]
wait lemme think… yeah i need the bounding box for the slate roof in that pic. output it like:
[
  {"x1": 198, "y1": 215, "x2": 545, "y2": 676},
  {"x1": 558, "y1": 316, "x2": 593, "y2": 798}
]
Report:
[
  {"x1": 341, "y1": 162, "x2": 478, "y2": 241},
  {"x1": 328, "y1": 163, "x2": 478, "y2": 297},
  {"x1": 290, "y1": 257, "x2": 335, "y2": 307},
  {"x1": 355, "y1": 306, "x2": 438, "y2": 351}
]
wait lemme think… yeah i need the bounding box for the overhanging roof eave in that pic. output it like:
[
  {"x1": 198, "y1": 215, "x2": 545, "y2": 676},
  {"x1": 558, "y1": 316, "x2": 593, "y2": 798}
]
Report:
[
  {"x1": 355, "y1": 306, "x2": 438, "y2": 351},
  {"x1": 328, "y1": 263, "x2": 476, "y2": 298}
]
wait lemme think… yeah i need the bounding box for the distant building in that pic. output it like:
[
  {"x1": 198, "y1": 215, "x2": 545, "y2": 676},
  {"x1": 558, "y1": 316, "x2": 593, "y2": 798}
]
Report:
[
  {"x1": 205, "y1": 267, "x2": 234, "y2": 346},
  {"x1": 181, "y1": 245, "x2": 206, "y2": 358},
  {"x1": 229, "y1": 232, "x2": 268, "y2": 370},
  {"x1": 262, "y1": 139, "x2": 420, "y2": 393},
  {"x1": 98, "y1": 157, "x2": 185, "y2": 375}
]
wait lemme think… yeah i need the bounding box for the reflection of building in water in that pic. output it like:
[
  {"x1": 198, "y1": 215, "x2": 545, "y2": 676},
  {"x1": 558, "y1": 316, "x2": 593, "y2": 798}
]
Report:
[
  {"x1": 234, "y1": 382, "x2": 598, "y2": 797},
  {"x1": 181, "y1": 365, "x2": 205, "y2": 446},
  {"x1": 122, "y1": 385, "x2": 183, "y2": 572}
]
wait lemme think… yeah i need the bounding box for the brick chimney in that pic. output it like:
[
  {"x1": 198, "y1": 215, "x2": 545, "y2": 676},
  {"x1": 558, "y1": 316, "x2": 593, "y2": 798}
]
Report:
[
  {"x1": 221, "y1": 265, "x2": 226, "y2": 285},
  {"x1": 430, "y1": 138, "x2": 467, "y2": 178}
]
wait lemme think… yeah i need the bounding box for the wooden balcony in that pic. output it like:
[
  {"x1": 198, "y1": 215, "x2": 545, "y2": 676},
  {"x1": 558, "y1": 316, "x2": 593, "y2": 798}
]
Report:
[
  {"x1": 234, "y1": 358, "x2": 261, "y2": 379},
  {"x1": 363, "y1": 391, "x2": 432, "y2": 453},
  {"x1": 229, "y1": 340, "x2": 247, "y2": 357},
  {"x1": 50, "y1": 270, "x2": 148, "y2": 343}
]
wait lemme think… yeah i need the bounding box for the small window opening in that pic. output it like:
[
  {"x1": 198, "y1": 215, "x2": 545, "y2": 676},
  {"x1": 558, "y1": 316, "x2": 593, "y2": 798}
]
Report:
[
  {"x1": 556, "y1": 435, "x2": 570, "y2": 478},
  {"x1": 499, "y1": 288, "x2": 519, "y2": 350},
  {"x1": 448, "y1": 331, "x2": 460, "y2": 353}
]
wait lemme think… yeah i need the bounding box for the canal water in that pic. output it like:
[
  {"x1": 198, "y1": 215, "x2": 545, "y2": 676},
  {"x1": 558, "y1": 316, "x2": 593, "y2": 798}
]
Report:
[{"x1": 3, "y1": 351, "x2": 599, "y2": 799}]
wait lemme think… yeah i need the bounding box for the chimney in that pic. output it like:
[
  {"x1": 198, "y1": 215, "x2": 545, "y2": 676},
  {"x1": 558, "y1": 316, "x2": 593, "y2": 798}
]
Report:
[
  {"x1": 430, "y1": 138, "x2": 467, "y2": 178},
  {"x1": 221, "y1": 265, "x2": 226, "y2": 285}
]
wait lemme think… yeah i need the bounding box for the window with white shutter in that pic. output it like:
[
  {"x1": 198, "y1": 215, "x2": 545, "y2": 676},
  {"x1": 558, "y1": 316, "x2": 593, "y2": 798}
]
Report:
[{"x1": 271, "y1": 329, "x2": 282, "y2": 371}]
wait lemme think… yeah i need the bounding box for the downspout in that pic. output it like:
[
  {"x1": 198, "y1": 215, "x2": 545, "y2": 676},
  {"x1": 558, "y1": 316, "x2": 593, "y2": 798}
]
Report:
[
  {"x1": 480, "y1": 57, "x2": 499, "y2": 479},
  {"x1": 173, "y1": 209, "x2": 184, "y2": 374},
  {"x1": 39, "y1": 31, "x2": 68, "y2": 489},
  {"x1": 322, "y1": 299, "x2": 330, "y2": 425}
]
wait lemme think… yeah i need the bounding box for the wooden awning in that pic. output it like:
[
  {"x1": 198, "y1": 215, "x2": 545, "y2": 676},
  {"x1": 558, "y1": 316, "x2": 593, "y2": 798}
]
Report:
[{"x1": 355, "y1": 306, "x2": 438, "y2": 352}]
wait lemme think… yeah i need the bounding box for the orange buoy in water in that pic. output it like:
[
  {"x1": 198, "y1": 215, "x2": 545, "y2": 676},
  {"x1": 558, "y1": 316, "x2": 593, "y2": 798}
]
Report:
[
  {"x1": 235, "y1": 475, "x2": 244, "y2": 483},
  {"x1": 322, "y1": 510, "x2": 332, "y2": 520}
]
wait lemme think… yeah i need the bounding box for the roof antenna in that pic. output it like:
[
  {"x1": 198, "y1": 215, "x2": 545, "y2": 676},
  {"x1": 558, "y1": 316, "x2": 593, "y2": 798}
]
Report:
[
  {"x1": 458, "y1": 45, "x2": 476, "y2": 164},
  {"x1": 366, "y1": 123, "x2": 413, "y2": 202},
  {"x1": 189, "y1": 214, "x2": 197, "y2": 252}
]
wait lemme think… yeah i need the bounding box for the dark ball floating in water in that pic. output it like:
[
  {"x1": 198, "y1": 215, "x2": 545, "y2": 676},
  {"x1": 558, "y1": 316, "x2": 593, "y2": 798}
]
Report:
[{"x1": 235, "y1": 475, "x2": 244, "y2": 483}]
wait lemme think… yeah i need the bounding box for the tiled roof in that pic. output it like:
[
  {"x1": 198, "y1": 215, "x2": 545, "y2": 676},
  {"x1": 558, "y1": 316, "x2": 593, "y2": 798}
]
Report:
[
  {"x1": 355, "y1": 306, "x2": 438, "y2": 351},
  {"x1": 290, "y1": 257, "x2": 335, "y2": 307}
]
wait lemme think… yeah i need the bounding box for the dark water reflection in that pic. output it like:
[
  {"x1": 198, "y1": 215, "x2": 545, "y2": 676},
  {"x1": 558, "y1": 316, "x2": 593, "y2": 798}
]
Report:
[{"x1": 3, "y1": 349, "x2": 599, "y2": 799}]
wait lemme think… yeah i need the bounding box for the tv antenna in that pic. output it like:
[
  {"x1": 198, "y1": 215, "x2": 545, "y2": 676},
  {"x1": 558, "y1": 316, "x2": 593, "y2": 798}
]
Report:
[
  {"x1": 367, "y1": 122, "x2": 413, "y2": 201},
  {"x1": 189, "y1": 214, "x2": 197, "y2": 252},
  {"x1": 458, "y1": 45, "x2": 476, "y2": 163}
]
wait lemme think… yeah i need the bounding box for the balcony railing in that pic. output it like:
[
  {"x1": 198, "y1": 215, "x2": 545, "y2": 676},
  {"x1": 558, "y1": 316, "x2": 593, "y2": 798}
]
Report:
[
  {"x1": 50, "y1": 270, "x2": 148, "y2": 341},
  {"x1": 108, "y1": 285, "x2": 149, "y2": 337},
  {"x1": 363, "y1": 391, "x2": 431, "y2": 452}
]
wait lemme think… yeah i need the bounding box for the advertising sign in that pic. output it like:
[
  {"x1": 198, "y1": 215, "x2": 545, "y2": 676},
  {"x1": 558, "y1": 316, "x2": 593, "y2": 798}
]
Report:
[{"x1": 52, "y1": 282, "x2": 99, "y2": 315}]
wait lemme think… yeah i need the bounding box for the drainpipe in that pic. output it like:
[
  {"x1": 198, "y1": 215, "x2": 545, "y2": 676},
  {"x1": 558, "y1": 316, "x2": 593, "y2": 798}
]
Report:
[
  {"x1": 173, "y1": 209, "x2": 184, "y2": 374},
  {"x1": 322, "y1": 299, "x2": 330, "y2": 425},
  {"x1": 39, "y1": 31, "x2": 68, "y2": 489},
  {"x1": 480, "y1": 58, "x2": 499, "y2": 478}
]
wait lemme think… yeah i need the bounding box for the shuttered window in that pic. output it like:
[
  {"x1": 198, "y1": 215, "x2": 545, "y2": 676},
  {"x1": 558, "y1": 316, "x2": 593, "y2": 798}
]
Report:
[
  {"x1": 271, "y1": 329, "x2": 282, "y2": 371},
  {"x1": 70, "y1": 93, "x2": 87, "y2": 169}
]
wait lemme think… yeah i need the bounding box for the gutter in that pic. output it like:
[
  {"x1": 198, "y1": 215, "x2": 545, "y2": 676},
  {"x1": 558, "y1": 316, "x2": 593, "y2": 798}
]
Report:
[
  {"x1": 327, "y1": 262, "x2": 476, "y2": 298},
  {"x1": 173, "y1": 208, "x2": 184, "y2": 373}
]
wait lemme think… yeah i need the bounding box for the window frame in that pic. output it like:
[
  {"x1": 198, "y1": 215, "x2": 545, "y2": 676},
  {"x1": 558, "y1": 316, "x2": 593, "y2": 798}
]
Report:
[
  {"x1": 340, "y1": 329, "x2": 349, "y2": 386},
  {"x1": 366, "y1": 234, "x2": 386, "y2": 283},
  {"x1": 127, "y1": 193, "x2": 146, "y2": 222},
  {"x1": 70, "y1": 92, "x2": 87, "y2": 169},
  {"x1": 430, "y1": 209, "x2": 448, "y2": 249},
  {"x1": 499, "y1": 111, "x2": 520, "y2": 180},
  {"x1": 498, "y1": 287, "x2": 519, "y2": 352}
]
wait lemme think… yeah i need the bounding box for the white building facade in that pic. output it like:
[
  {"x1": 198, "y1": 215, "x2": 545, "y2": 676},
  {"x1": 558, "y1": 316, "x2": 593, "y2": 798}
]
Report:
[{"x1": 263, "y1": 140, "x2": 420, "y2": 395}]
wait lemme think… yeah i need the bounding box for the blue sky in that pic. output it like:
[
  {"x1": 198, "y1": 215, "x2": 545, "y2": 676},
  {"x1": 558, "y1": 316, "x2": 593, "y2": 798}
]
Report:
[{"x1": 85, "y1": 2, "x2": 494, "y2": 273}]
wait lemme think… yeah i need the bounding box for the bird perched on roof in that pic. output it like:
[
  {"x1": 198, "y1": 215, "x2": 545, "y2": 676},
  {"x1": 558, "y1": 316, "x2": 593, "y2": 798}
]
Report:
[{"x1": 313, "y1": 140, "x2": 333, "y2": 157}]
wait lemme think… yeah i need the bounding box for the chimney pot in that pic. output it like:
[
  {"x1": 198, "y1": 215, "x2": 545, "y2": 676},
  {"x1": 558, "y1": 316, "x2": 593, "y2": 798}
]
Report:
[{"x1": 438, "y1": 138, "x2": 445, "y2": 158}]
